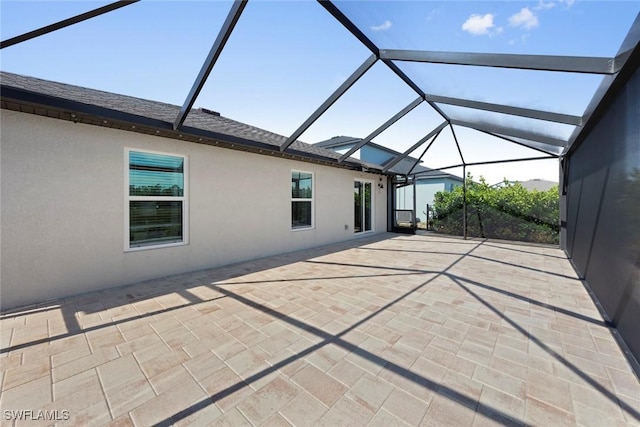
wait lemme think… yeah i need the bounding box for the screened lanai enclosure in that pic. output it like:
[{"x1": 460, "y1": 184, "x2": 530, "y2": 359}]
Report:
[{"x1": 1, "y1": 0, "x2": 639, "y2": 393}]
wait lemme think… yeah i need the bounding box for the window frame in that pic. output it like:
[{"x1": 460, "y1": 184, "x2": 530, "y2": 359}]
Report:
[
  {"x1": 291, "y1": 169, "x2": 314, "y2": 231},
  {"x1": 125, "y1": 147, "x2": 189, "y2": 252}
]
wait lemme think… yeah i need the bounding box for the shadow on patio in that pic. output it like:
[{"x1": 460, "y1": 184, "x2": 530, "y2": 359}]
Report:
[{"x1": 1, "y1": 233, "x2": 639, "y2": 426}]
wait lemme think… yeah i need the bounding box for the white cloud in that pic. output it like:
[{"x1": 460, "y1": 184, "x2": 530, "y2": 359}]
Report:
[
  {"x1": 506, "y1": 33, "x2": 531, "y2": 47},
  {"x1": 370, "y1": 20, "x2": 392, "y2": 31},
  {"x1": 534, "y1": 0, "x2": 556, "y2": 10},
  {"x1": 509, "y1": 8, "x2": 539, "y2": 30},
  {"x1": 461, "y1": 13, "x2": 496, "y2": 36},
  {"x1": 426, "y1": 9, "x2": 440, "y2": 22},
  {"x1": 533, "y1": 0, "x2": 575, "y2": 10}
]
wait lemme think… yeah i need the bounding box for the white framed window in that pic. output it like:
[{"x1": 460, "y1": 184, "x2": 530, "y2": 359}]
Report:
[
  {"x1": 291, "y1": 170, "x2": 314, "y2": 230},
  {"x1": 125, "y1": 148, "x2": 188, "y2": 251}
]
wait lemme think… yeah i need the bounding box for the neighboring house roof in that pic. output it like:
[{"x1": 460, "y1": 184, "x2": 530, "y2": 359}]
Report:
[
  {"x1": 517, "y1": 179, "x2": 558, "y2": 191},
  {"x1": 492, "y1": 179, "x2": 558, "y2": 191},
  {"x1": 314, "y1": 136, "x2": 463, "y2": 181},
  {"x1": 0, "y1": 72, "x2": 382, "y2": 173},
  {"x1": 315, "y1": 136, "x2": 417, "y2": 159}
]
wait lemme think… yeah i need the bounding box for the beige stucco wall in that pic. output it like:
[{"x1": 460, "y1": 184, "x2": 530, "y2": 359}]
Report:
[{"x1": 0, "y1": 111, "x2": 387, "y2": 310}]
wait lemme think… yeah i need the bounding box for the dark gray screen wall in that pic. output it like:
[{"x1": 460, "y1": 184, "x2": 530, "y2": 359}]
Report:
[{"x1": 564, "y1": 65, "x2": 640, "y2": 361}]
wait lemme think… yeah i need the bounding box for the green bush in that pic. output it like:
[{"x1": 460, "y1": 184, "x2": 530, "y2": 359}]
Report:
[{"x1": 433, "y1": 174, "x2": 559, "y2": 244}]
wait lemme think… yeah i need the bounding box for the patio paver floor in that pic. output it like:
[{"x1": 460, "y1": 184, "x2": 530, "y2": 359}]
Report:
[{"x1": 1, "y1": 233, "x2": 639, "y2": 426}]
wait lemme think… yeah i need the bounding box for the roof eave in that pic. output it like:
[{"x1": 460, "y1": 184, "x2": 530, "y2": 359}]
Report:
[{"x1": 1, "y1": 84, "x2": 386, "y2": 174}]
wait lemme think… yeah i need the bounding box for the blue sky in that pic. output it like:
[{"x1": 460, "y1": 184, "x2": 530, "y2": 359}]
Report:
[{"x1": 1, "y1": 1, "x2": 638, "y2": 183}]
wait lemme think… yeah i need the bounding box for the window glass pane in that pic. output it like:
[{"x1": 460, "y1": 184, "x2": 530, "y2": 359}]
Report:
[
  {"x1": 130, "y1": 201, "x2": 183, "y2": 247},
  {"x1": 292, "y1": 172, "x2": 313, "y2": 199},
  {"x1": 130, "y1": 151, "x2": 184, "y2": 196},
  {"x1": 292, "y1": 201, "x2": 312, "y2": 228},
  {"x1": 364, "y1": 182, "x2": 372, "y2": 231}
]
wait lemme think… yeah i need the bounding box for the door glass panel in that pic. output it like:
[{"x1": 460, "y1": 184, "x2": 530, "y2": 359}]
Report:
[
  {"x1": 364, "y1": 183, "x2": 372, "y2": 231},
  {"x1": 354, "y1": 181, "x2": 362, "y2": 233}
]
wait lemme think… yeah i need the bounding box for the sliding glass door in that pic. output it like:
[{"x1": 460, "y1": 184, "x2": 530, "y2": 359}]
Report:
[{"x1": 354, "y1": 180, "x2": 372, "y2": 233}]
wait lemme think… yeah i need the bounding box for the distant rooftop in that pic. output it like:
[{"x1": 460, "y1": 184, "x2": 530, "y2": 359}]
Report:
[
  {"x1": 493, "y1": 178, "x2": 558, "y2": 191},
  {"x1": 516, "y1": 179, "x2": 558, "y2": 192}
]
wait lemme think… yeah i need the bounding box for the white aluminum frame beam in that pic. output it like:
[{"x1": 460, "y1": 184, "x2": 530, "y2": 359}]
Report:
[
  {"x1": 380, "y1": 49, "x2": 618, "y2": 75},
  {"x1": 426, "y1": 94, "x2": 583, "y2": 126},
  {"x1": 479, "y1": 130, "x2": 561, "y2": 157},
  {"x1": 450, "y1": 119, "x2": 568, "y2": 148},
  {"x1": 410, "y1": 155, "x2": 557, "y2": 178},
  {"x1": 449, "y1": 124, "x2": 465, "y2": 164}
]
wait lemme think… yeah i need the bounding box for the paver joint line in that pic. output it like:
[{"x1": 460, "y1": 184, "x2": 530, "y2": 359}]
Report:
[
  {"x1": 1, "y1": 234, "x2": 638, "y2": 427},
  {"x1": 450, "y1": 276, "x2": 640, "y2": 422},
  {"x1": 0, "y1": 295, "x2": 229, "y2": 355},
  {"x1": 160, "y1": 240, "x2": 532, "y2": 426}
]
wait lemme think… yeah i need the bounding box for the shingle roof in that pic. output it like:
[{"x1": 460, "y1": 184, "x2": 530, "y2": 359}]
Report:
[
  {"x1": 0, "y1": 71, "x2": 382, "y2": 172},
  {"x1": 316, "y1": 136, "x2": 421, "y2": 162}
]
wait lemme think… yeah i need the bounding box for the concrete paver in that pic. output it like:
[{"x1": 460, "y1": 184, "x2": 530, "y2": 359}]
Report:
[{"x1": 1, "y1": 233, "x2": 639, "y2": 426}]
